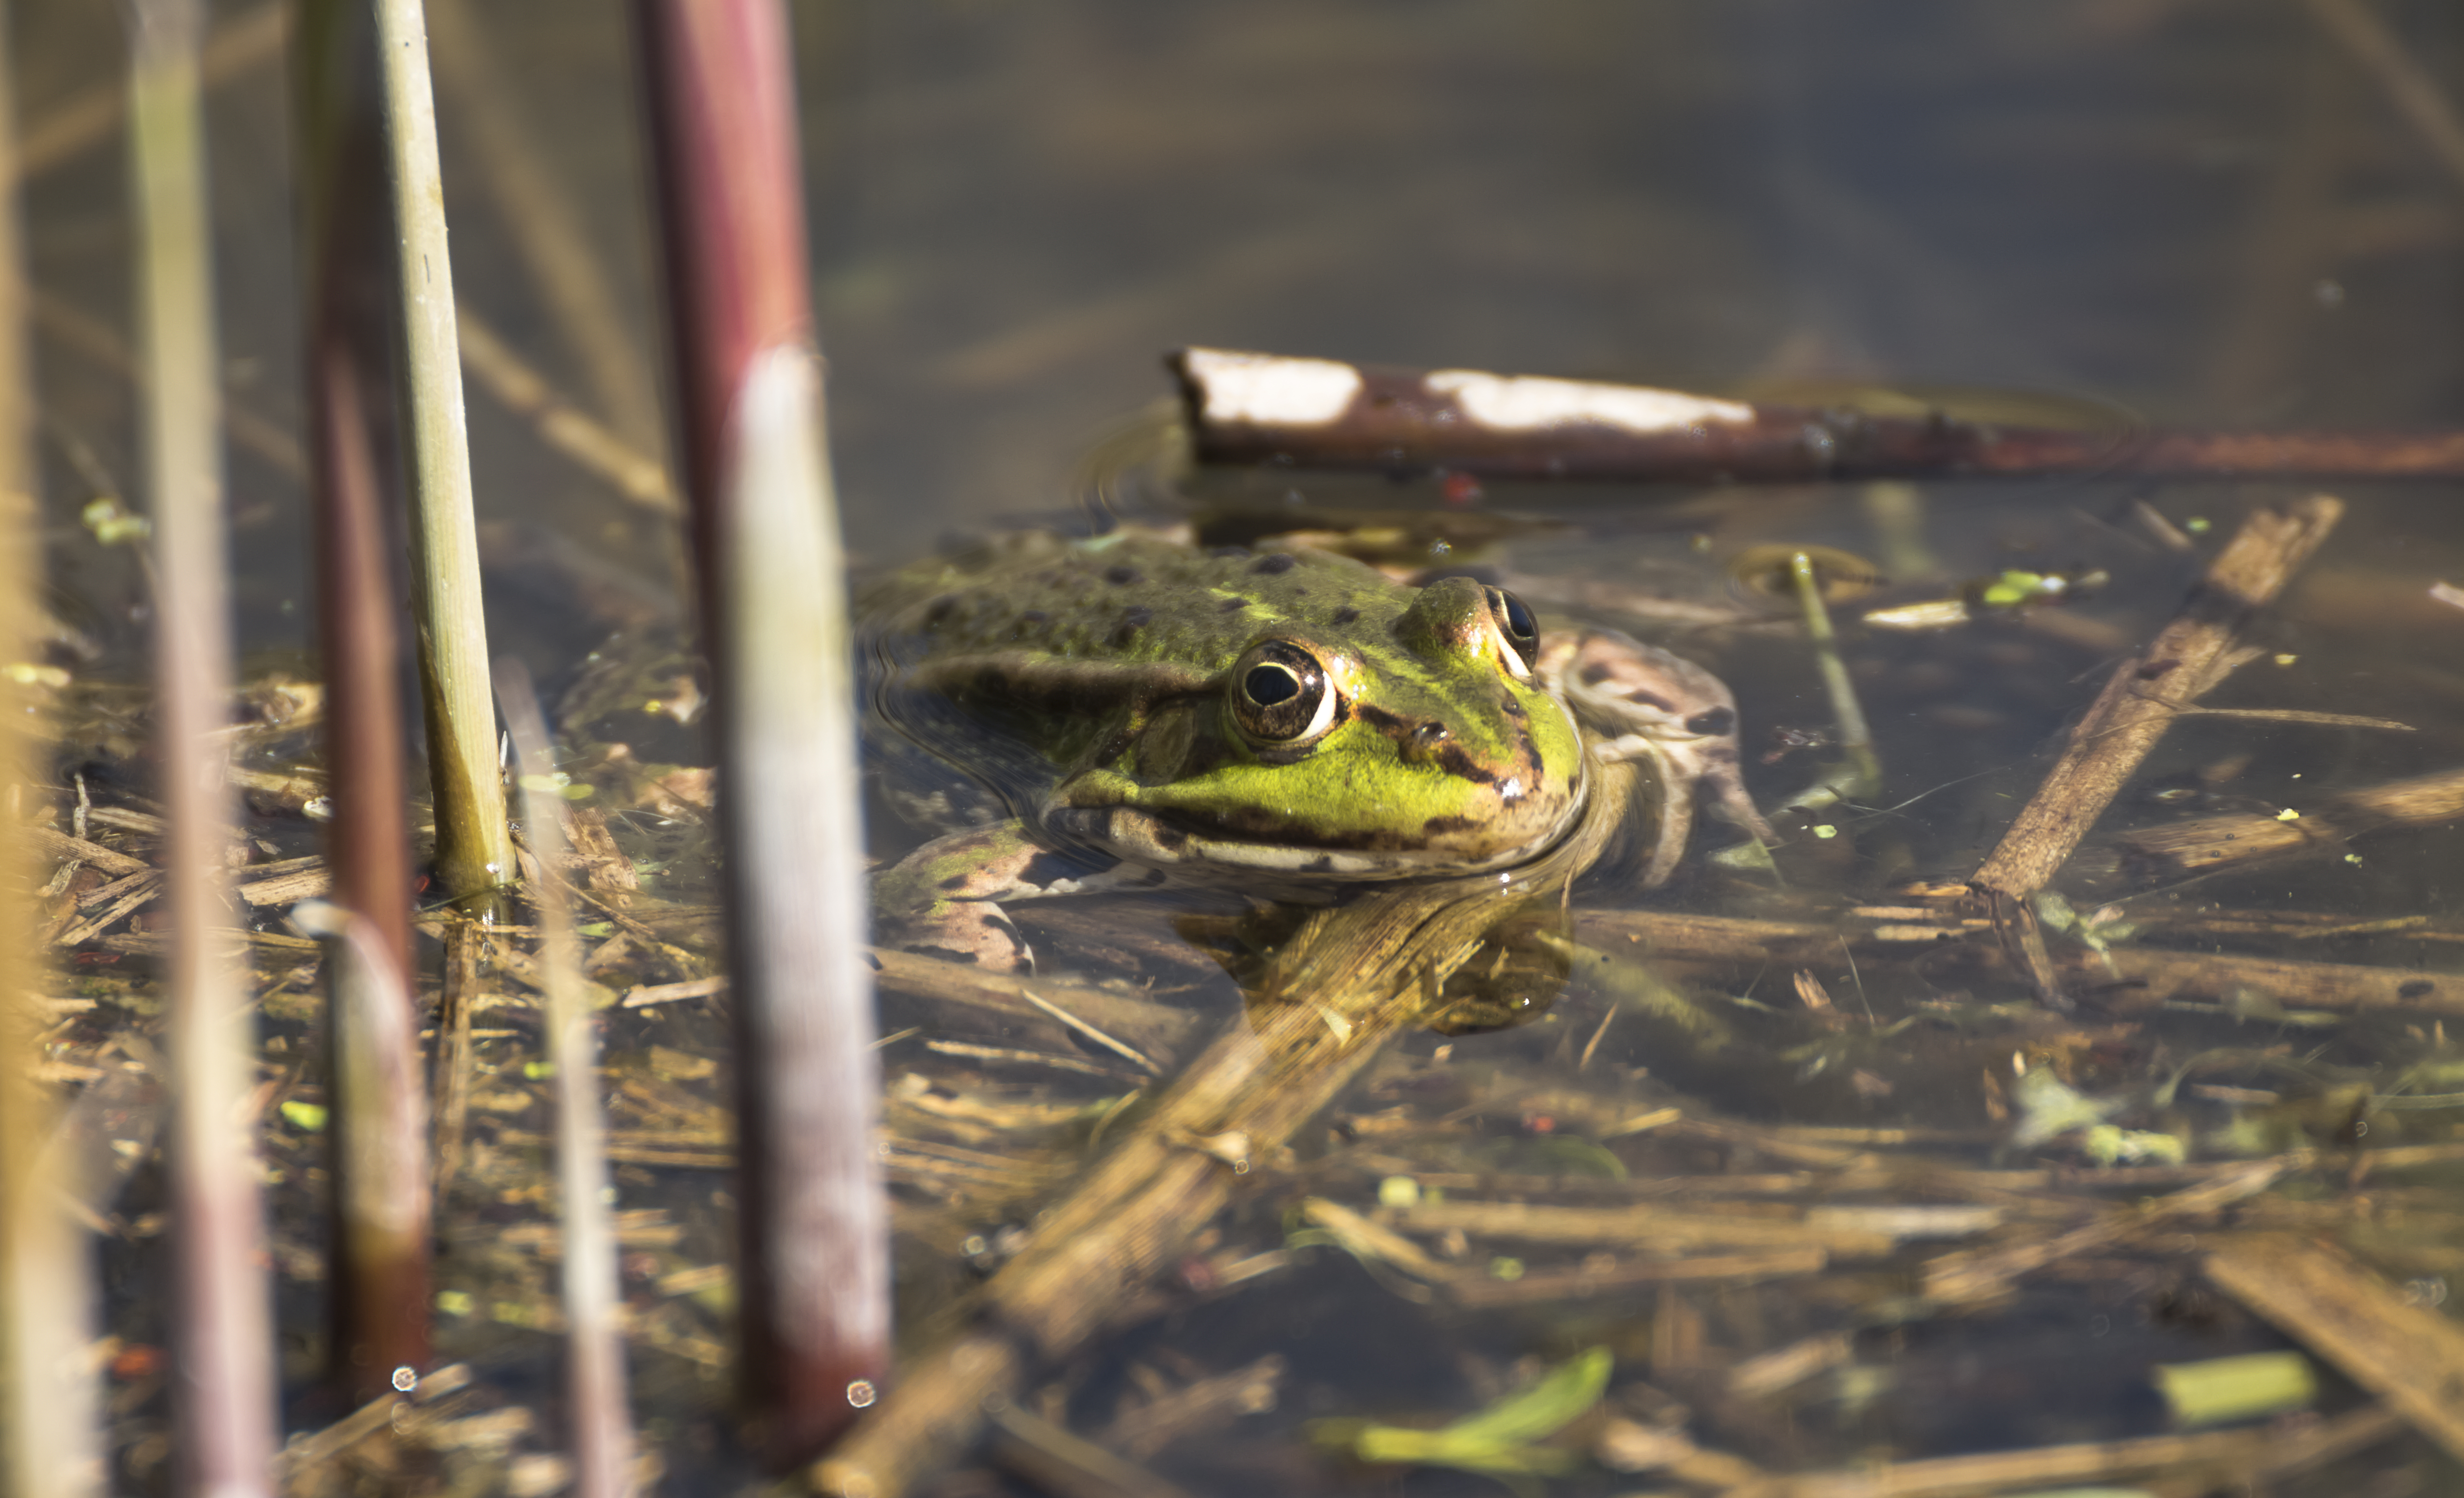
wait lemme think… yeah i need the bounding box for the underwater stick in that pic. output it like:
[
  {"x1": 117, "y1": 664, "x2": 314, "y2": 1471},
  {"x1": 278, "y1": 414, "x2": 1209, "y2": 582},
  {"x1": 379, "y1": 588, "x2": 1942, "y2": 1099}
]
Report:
[{"x1": 500, "y1": 660, "x2": 635, "y2": 1498}]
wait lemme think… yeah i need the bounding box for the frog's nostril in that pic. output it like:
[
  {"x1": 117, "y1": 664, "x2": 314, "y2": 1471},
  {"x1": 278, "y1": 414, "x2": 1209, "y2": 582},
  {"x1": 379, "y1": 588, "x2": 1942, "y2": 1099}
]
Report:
[{"x1": 1401, "y1": 720, "x2": 1452, "y2": 764}]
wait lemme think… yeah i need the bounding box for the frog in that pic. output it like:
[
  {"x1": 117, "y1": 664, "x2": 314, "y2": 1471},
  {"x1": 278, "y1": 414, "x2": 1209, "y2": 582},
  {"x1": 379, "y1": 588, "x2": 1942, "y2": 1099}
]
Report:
[{"x1": 863, "y1": 528, "x2": 1769, "y2": 970}]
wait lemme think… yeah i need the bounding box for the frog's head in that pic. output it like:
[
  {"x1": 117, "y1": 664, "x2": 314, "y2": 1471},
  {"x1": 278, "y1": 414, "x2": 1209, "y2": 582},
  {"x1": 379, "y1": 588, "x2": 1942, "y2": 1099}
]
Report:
[{"x1": 1058, "y1": 576, "x2": 1591, "y2": 878}]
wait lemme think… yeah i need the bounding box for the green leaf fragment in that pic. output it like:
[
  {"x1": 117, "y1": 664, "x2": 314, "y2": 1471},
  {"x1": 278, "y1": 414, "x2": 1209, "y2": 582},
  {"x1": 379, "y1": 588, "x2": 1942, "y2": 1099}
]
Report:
[
  {"x1": 80, "y1": 498, "x2": 151, "y2": 546},
  {"x1": 1979, "y1": 571, "x2": 2049, "y2": 607},
  {"x1": 279, "y1": 1100, "x2": 328, "y2": 1133},
  {"x1": 2152, "y1": 1350, "x2": 2315, "y2": 1427},
  {"x1": 2081, "y1": 1124, "x2": 2185, "y2": 1166},
  {"x1": 1327, "y1": 1346, "x2": 1613, "y2": 1480},
  {"x1": 2009, "y1": 1068, "x2": 2125, "y2": 1148}
]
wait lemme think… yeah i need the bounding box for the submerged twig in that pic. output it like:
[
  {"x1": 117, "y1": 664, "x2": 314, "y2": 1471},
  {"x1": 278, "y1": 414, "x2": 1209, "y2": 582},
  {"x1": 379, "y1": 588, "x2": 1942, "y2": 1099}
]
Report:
[
  {"x1": 500, "y1": 660, "x2": 633, "y2": 1498},
  {"x1": 1970, "y1": 496, "x2": 2342, "y2": 1001},
  {"x1": 2205, "y1": 1233, "x2": 2464, "y2": 1463},
  {"x1": 2302, "y1": 0, "x2": 2464, "y2": 193},
  {"x1": 1173, "y1": 347, "x2": 2464, "y2": 483},
  {"x1": 1921, "y1": 1158, "x2": 2288, "y2": 1306},
  {"x1": 1579, "y1": 905, "x2": 2464, "y2": 1018},
  {"x1": 455, "y1": 307, "x2": 678, "y2": 515},
  {"x1": 1783, "y1": 548, "x2": 1881, "y2": 808},
  {"x1": 815, "y1": 762, "x2": 1648, "y2": 1498},
  {"x1": 988, "y1": 1402, "x2": 1203, "y2": 1498},
  {"x1": 10, "y1": 0, "x2": 285, "y2": 185},
  {"x1": 1765, "y1": 1402, "x2": 2401, "y2": 1498},
  {"x1": 31, "y1": 291, "x2": 305, "y2": 480},
  {"x1": 431, "y1": 922, "x2": 483, "y2": 1190},
  {"x1": 426, "y1": 0, "x2": 664, "y2": 447},
  {"x1": 2115, "y1": 764, "x2": 2464, "y2": 883}
]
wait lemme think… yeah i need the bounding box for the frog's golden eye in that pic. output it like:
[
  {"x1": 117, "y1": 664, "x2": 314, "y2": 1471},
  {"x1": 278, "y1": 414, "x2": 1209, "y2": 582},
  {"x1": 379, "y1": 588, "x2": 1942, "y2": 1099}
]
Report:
[
  {"x1": 1486, "y1": 586, "x2": 1541, "y2": 677},
  {"x1": 1231, "y1": 641, "x2": 1338, "y2": 745}
]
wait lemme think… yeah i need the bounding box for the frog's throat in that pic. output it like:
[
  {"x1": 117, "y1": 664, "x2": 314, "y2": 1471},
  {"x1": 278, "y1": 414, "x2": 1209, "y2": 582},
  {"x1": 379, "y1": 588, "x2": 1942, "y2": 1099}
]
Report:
[{"x1": 1041, "y1": 766, "x2": 1594, "y2": 882}]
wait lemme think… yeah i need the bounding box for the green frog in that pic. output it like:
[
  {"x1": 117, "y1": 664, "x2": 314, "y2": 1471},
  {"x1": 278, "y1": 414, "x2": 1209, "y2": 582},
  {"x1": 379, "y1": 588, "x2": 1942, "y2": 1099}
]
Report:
[{"x1": 865, "y1": 528, "x2": 1769, "y2": 970}]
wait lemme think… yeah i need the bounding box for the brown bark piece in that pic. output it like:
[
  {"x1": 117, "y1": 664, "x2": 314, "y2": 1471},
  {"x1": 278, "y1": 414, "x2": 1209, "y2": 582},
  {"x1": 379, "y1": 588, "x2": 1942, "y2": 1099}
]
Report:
[{"x1": 2206, "y1": 1232, "x2": 2464, "y2": 1464}]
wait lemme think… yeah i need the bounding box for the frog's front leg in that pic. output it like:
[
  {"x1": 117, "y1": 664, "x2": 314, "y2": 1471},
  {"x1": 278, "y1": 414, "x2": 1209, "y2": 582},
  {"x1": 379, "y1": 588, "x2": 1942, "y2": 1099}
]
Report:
[
  {"x1": 873, "y1": 823, "x2": 1143, "y2": 971},
  {"x1": 1540, "y1": 627, "x2": 1778, "y2": 886}
]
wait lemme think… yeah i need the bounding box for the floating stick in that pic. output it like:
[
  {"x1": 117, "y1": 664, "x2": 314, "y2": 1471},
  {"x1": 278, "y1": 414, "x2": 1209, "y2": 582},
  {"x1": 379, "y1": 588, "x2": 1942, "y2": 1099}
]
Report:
[{"x1": 1172, "y1": 346, "x2": 2464, "y2": 484}]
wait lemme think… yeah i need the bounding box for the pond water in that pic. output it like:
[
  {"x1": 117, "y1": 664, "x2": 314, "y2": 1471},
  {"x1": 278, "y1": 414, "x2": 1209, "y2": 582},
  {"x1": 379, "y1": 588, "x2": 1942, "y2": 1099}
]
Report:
[{"x1": 19, "y1": 1, "x2": 2464, "y2": 1494}]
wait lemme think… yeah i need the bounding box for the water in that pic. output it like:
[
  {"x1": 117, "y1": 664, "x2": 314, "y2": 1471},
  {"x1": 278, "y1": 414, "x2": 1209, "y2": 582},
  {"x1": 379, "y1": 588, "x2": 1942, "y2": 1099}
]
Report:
[{"x1": 21, "y1": 0, "x2": 2464, "y2": 1492}]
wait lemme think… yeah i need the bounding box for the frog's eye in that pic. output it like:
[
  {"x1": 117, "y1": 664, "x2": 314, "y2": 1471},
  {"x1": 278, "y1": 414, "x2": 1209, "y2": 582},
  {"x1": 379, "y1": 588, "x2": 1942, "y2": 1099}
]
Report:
[
  {"x1": 1231, "y1": 641, "x2": 1338, "y2": 745},
  {"x1": 1486, "y1": 587, "x2": 1541, "y2": 677}
]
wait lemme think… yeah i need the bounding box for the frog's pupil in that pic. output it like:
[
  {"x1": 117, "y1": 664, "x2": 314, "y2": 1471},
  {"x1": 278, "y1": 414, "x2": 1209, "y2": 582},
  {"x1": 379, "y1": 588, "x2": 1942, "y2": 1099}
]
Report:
[
  {"x1": 1246, "y1": 664, "x2": 1299, "y2": 705},
  {"x1": 1499, "y1": 590, "x2": 1536, "y2": 640}
]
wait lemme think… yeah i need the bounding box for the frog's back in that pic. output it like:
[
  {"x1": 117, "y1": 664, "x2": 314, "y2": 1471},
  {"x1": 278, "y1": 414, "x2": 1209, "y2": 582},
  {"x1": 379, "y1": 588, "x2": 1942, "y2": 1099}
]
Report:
[{"x1": 866, "y1": 531, "x2": 1403, "y2": 675}]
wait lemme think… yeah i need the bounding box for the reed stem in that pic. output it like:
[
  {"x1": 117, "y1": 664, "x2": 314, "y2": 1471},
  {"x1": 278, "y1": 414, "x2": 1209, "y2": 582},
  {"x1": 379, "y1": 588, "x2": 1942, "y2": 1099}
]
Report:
[
  {"x1": 0, "y1": 1, "x2": 101, "y2": 1484},
  {"x1": 371, "y1": 0, "x2": 510, "y2": 902},
  {"x1": 633, "y1": 0, "x2": 886, "y2": 1461},
  {"x1": 130, "y1": 0, "x2": 278, "y2": 1486},
  {"x1": 293, "y1": 0, "x2": 433, "y2": 1395}
]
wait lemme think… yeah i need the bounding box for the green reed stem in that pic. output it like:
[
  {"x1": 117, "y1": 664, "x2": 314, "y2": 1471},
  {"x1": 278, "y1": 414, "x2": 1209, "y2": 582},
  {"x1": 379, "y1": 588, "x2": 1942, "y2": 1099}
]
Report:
[
  {"x1": 372, "y1": 0, "x2": 510, "y2": 902},
  {"x1": 1785, "y1": 549, "x2": 1882, "y2": 810}
]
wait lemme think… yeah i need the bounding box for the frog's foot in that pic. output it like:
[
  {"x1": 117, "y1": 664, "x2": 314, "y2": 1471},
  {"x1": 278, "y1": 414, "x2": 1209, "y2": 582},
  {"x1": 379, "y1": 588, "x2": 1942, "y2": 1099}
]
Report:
[
  {"x1": 889, "y1": 895, "x2": 1034, "y2": 970},
  {"x1": 1540, "y1": 627, "x2": 1777, "y2": 885},
  {"x1": 873, "y1": 823, "x2": 1145, "y2": 972}
]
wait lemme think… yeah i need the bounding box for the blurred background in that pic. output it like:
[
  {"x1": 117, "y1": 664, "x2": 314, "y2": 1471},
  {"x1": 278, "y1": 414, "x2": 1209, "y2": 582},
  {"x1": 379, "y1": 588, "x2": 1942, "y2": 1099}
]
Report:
[{"x1": 18, "y1": 0, "x2": 2461, "y2": 655}]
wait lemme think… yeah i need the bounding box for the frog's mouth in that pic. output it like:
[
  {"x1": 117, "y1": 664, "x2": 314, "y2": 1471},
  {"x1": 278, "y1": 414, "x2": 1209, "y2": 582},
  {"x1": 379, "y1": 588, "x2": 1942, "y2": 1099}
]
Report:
[{"x1": 1040, "y1": 768, "x2": 1592, "y2": 883}]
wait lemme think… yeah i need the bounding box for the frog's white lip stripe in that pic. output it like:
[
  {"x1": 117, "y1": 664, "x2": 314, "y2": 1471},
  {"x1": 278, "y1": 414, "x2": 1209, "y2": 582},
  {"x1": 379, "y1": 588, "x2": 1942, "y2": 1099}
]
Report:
[
  {"x1": 1078, "y1": 801, "x2": 1588, "y2": 880},
  {"x1": 1045, "y1": 768, "x2": 1592, "y2": 883}
]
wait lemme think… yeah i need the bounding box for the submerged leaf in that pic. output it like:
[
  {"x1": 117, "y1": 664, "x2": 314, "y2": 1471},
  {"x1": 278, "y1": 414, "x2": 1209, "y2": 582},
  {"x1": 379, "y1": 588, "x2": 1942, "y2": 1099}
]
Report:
[
  {"x1": 2152, "y1": 1351, "x2": 2316, "y2": 1427},
  {"x1": 2008, "y1": 1067, "x2": 2126, "y2": 1149},
  {"x1": 1325, "y1": 1346, "x2": 1614, "y2": 1481}
]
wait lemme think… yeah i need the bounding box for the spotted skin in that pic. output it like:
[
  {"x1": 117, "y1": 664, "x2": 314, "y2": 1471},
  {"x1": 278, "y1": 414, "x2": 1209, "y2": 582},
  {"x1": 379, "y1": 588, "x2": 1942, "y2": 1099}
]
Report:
[
  {"x1": 865, "y1": 532, "x2": 1763, "y2": 970},
  {"x1": 1538, "y1": 627, "x2": 1776, "y2": 886}
]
